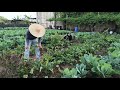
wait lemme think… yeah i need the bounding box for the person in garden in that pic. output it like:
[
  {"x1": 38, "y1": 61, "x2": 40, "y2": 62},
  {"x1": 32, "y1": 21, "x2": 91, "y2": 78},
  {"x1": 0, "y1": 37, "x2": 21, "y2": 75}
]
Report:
[
  {"x1": 64, "y1": 33, "x2": 72, "y2": 41},
  {"x1": 24, "y1": 23, "x2": 46, "y2": 60},
  {"x1": 74, "y1": 25, "x2": 78, "y2": 32}
]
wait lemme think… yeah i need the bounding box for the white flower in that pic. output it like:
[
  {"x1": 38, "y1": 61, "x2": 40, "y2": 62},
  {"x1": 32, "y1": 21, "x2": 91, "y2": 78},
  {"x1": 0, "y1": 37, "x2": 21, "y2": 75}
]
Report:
[{"x1": 109, "y1": 31, "x2": 113, "y2": 34}]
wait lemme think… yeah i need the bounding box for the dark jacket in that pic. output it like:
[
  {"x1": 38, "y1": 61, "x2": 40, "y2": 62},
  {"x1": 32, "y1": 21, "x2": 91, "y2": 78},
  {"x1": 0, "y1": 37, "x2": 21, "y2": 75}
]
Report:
[{"x1": 25, "y1": 30, "x2": 42, "y2": 45}]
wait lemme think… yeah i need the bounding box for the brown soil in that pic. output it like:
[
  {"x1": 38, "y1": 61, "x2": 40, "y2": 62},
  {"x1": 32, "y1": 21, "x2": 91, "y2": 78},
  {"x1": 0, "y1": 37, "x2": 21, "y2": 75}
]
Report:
[
  {"x1": 50, "y1": 67, "x2": 61, "y2": 78},
  {"x1": 70, "y1": 39, "x2": 80, "y2": 44},
  {"x1": 111, "y1": 74, "x2": 120, "y2": 78},
  {"x1": 0, "y1": 54, "x2": 21, "y2": 78},
  {"x1": 0, "y1": 66, "x2": 6, "y2": 77},
  {"x1": 94, "y1": 48, "x2": 107, "y2": 56},
  {"x1": 59, "y1": 63, "x2": 73, "y2": 69}
]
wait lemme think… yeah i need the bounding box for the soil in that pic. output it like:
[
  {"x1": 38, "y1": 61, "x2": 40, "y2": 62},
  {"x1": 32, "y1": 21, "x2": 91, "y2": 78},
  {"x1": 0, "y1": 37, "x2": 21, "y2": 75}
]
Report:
[
  {"x1": 94, "y1": 48, "x2": 107, "y2": 56},
  {"x1": 0, "y1": 66, "x2": 6, "y2": 77},
  {"x1": 50, "y1": 67, "x2": 61, "y2": 78},
  {"x1": 0, "y1": 54, "x2": 21, "y2": 77},
  {"x1": 111, "y1": 74, "x2": 120, "y2": 78},
  {"x1": 70, "y1": 39, "x2": 80, "y2": 44},
  {"x1": 0, "y1": 66, "x2": 6, "y2": 72},
  {"x1": 59, "y1": 63, "x2": 74, "y2": 69}
]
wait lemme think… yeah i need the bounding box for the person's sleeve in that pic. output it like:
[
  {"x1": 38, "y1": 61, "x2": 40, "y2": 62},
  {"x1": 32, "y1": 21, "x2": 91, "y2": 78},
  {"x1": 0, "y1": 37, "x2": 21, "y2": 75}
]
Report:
[
  {"x1": 26, "y1": 38, "x2": 29, "y2": 46},
  {"x1": 38, "y1": 37, "x2": 42, "y2": 44}
]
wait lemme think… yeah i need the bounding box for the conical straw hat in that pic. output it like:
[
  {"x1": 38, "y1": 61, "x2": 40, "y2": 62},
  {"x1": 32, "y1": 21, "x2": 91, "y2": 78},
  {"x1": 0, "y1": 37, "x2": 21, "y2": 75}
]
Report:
[{"x1": 29, "y1": 23, "x2": 45, "y2": 37}]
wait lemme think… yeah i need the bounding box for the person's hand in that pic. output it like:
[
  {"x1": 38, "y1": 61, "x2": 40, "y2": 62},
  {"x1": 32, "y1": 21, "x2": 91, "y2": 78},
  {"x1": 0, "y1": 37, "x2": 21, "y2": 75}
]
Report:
[
  {"x1": 38, "y1": 44, "x2": 43, "y2": 49},
  {"x1": 25, "y1": 46, "x2": 29, "y2": 49}
]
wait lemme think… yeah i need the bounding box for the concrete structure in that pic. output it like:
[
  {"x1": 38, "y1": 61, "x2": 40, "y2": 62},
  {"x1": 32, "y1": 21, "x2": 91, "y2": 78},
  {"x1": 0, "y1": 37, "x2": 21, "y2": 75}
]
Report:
[
  {"x1": 29, "y1": 18, "x2": 37, "y2": 23},
  {"x1": 36, "y1": 12, "x2": 54, "y2": 28},
  {"x1": 36, "y1": 12, "x2": 64, "y2": 29}
]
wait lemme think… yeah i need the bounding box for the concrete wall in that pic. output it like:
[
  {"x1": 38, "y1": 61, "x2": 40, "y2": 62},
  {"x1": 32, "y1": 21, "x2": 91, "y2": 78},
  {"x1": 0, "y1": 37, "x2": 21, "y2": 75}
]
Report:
[
  {"x1": 36, "y1": 12, "x2": 55, "y2": 28},
  {"x1": 36, "y1": 12, "x2": 64, "y2": 29},
  {"x1": 56, "y1": 21, "x2": 64, "y2": 29}
]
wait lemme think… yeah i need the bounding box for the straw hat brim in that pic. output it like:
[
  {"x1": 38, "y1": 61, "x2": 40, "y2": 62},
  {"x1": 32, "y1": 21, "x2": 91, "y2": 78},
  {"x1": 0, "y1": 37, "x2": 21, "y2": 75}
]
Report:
[{"x1": 29, "y1": 24, "x2": 45, "y2": 37}]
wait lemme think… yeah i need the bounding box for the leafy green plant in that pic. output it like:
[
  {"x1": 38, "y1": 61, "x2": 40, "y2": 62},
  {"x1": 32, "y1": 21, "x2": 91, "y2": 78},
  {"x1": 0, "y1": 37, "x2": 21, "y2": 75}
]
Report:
[
  {"x1": 108, "y1": 49, "x2": 120, "y2": 58},
  {"x1": 61, "y1": 68, "x2": 77, "y2": 78},
  {"x1": 110, "y1": 42, "x2": 120, "y2": 48},
  {"x1": 105, "y1": 35, "x2": 116, "y2": 43},
  {"x1": 41, "y1": 54, "x2": 54, "y2": 74},
  {"x1": 92, "y1": 60, "x2": 114, "y2": 78},
  {"x1": 81, "y1": 54, "x2": 99, "y2": 69},
  {"x1": 50, "y1": 33, "x2": 62, "y2": 48},
  {"x1": 102, "y1": 55, "x2": 120, "y2": 70},
  {"x1": 18, "y1": 60, "x2": 32, "y2": 78},
  {"x1": 109, "y1": 58, "x2": 120, "y2": 70},
  {"x1": 76, "y1": 64, "x2": 88, "y2": 78}
]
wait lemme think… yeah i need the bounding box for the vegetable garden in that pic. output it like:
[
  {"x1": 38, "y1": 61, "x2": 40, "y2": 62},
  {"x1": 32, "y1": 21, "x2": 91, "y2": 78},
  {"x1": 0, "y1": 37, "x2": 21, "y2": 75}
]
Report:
[{"x1": 0, "y1": 28, "x2": 120, "y2": 78}]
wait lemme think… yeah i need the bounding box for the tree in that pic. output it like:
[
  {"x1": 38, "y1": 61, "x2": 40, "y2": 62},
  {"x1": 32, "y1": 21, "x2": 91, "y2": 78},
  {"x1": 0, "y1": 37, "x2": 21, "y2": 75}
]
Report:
[
  {"x1": 24, "y1": 15, "x2": 31, "y2": 24},
  {"x1": 12, "y1": 15, "x2": 21, "y2": 20},
  {"x1": 0, "y1": 16, "x2": 8, "y2": 24},
  {"x1": 53, "y1": 12, "x2": 86, "y2": 29},
  {"x1": 0, "y1": 16, "x2": 8, "y2": 28},
  {"x1": 54, "y1": 12, "x2": 57, "y2": 29}
]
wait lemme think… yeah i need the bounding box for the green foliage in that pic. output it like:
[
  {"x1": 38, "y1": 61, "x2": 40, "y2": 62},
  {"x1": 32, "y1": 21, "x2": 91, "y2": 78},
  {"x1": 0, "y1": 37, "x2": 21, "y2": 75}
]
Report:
[
  {"x1": 103, "y1": 44, "x2": 120, "y2": 70},
  {"x1": 0, "y1": 16, "x2": 8, "y2": 23},
  {"x1": 109, "y1": 50, "x2": 120, "y2": 58},
  {"x1": 48, "y1": 12, "x2": 120, "y2": 26},
  {"x1": 1, "y1": 28, "x2": 120, "y2": 78},
  {"x1": 92, "y1": 60, "x2": 114, "y2": 78},
  {"x1": 50, "y1": 33, "x2": 63, "y2": 47},
  {"x1": 61, "y1": 68, "x2": 77, "y2": 78},
  {"x1": 81, "y1": 54, "x2": 99, "y2": 68},
  {"x1": 112, "y1": 58, "x2": 120, "y2": 69},
  {"x1": 61, "y1": 63, "x2": 88, "y2": 78},
  {"x1": 76, "y1": 64, "x2": 88, "y2": 78},
  {"x1": 81, "y1": 54, "x2": 114, "y2": 78}
]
